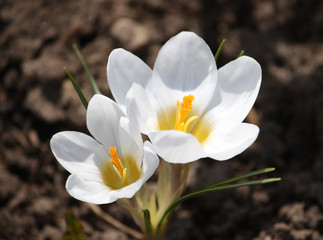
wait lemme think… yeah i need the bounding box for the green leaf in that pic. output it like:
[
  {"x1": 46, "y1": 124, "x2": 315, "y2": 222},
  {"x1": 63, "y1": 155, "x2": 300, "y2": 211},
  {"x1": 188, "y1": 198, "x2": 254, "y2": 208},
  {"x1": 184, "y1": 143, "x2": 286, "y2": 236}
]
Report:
[
  {"x1": 157, "y1": 168, "x2": 281, "y2": 228},
  {"x1": 143, "y1": 209, "x2": 152, "y2": 233},
  {"x1": 214, "y1": 39, "x2": 226, "y2": 62},
  {"x1": 64, "y1": 67, "x2": 88, "y2": 109},
  {"x1": 63, "y1": 210, "x2": 87, "y2": 240},
  {"x1": 73, "y1": 44, "x2": 101, "y2": 94},
  {"x1": 237, "y1": 50, "x2": 245, "y2": 58},
  {"x1": 201, "y1": 167, "x2": 276, "y2": 190}
]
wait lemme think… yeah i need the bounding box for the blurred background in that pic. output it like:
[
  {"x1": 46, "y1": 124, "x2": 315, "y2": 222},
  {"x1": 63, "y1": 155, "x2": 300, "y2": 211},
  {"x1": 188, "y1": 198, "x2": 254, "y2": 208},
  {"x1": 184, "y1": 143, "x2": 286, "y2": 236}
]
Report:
[{"x1": 0, "y1": 0, "x2": 322, "y2": 239}]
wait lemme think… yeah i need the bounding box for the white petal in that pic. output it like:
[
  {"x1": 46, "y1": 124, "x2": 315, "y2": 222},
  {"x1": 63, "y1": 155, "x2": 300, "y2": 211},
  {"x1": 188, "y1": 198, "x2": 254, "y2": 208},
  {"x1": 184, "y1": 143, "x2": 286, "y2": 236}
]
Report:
[
  {"x1": 87, "y1": 94, "x2": 125, "y2": 147},
  {"x1": 107, "y1": 49, "x2": 152, "y2": 110},
  {"x1": 154, "y1": 31, "x2": 217, "y2": 92},
  {"x1": 141, "y1": 141, "x2": 160, "y2": 181},
  {"x1": 66, "y1": 175, "x2": 117, "y2": 204},
  {"x1": 118, "y1": 117, "x2": 143, "y2": 166},
  {"x1": 108, "y1": 141, "x2": 159, "y2": 200},
  {"x1": 126, "y1": 83, "x2": 159, "y2": 134},
  {"x1": 152, "y1": 31, "x2": 218, "y2": 116},
  {"x1": 50, "y1": 131, "x2": 106, "y2": 182},
  {"x1": 65, "y1": 142, "x2": 158, "y2": 205},
  {"x1": 148, "y1": 130, "x2": 207, "y2": 163},
  {"x1": 206, "y1": 56, "x2": 261, "y2": 124},
  {"x1": 204, "y1": 123, "x2": 259, "y2": 161},
  {"x1": 119, "y1": 116, "x2": 142, "y2": 149}
]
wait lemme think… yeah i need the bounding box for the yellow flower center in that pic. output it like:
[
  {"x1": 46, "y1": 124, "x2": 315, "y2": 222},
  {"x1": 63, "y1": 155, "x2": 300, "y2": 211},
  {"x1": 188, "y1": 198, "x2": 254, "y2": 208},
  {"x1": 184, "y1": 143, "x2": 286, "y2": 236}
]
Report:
[
  {"x1": 157, "y1": 94, "x2": 211, "y2": 145},
  {"x1": 109, "y1": 146, "x2": 126, "y2": 179},
  {"x1": 175, "y1": 95, "x2": 198, "y2": 132},
  {"x1": 100, "y1": 146, "x2": 141, "y2": 190}
]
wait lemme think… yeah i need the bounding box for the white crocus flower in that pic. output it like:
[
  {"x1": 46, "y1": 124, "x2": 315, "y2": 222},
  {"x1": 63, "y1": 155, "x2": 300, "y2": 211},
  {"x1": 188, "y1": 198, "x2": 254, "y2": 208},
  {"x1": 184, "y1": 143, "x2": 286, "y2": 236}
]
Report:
[
  {"x1": 50, "y1": 94, "x2": 159, "y2": 204},
  {"x1": 107, "y1": 31, "x2": 261, "y2": 164}
]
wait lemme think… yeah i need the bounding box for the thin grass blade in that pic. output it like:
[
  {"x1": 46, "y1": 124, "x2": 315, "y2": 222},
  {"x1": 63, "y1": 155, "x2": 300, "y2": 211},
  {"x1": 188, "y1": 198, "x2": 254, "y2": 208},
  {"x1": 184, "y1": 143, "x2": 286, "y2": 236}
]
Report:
[
  {"x1": 64, "y1": 67, "x2": 88, "y2": 109},
  {"x1": 237, "y1": 49, "x2": 245, "y2": 58},
  {"x1": 157, "y1": 177, "x2": 281, "y2": 228},
  {"x1": 214, "y1": 39, "x2": 226, "y2": 62},
  {"x1": 73, "y1": 44, "x2": 101, "y2": 94},
  {"x1": 143, "y1": 209, "x2": 152, "y2": 233},
  {"x1": 201, "y1": 168, "x2": 276, "y2": 190}
]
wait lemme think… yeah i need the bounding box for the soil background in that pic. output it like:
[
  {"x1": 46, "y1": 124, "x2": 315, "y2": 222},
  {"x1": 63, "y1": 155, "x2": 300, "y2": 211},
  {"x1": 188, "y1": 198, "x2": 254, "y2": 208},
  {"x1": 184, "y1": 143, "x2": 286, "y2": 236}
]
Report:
[{"x1": 1, "y1": 0, "x2": 323, "y2": 239}]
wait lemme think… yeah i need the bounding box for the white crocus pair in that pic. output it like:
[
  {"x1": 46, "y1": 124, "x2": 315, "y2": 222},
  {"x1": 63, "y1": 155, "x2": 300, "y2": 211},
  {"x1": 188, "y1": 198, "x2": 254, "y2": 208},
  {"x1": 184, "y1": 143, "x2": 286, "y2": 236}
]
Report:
[{"x1": 50, "y1": 31, "x2": 261, "y2": 205}]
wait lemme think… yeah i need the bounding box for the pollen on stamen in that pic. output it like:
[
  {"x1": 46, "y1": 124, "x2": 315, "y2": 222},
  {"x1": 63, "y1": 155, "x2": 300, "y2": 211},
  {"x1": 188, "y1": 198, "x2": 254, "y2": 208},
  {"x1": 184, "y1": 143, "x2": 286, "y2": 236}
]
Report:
[
  {"x1": 181, "y1": 95, "x2": 195, "y2": 110},
  {"x1": 175, "y1": 95, "x2": 197, "y2": 131},
  {"x1": 109, "y1": 147, "x2": 124, "y2": 177}
]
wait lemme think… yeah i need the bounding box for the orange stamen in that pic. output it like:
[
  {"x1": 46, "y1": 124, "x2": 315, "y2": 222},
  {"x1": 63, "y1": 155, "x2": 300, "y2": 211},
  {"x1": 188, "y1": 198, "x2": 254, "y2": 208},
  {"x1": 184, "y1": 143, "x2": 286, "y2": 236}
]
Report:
[
  {"x1": 109, "y1": 147, "x2": 123, "y2": 177},
  {"x1": 175, "y1": 95, "x2": 196, "y2": 131}
]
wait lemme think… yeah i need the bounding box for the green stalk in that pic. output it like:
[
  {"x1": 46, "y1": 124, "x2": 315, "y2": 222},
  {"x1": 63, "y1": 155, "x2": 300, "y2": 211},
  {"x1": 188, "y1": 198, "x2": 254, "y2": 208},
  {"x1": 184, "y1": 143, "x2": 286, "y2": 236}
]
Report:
[
  {"x1": 214, "y1": 39, "x2": 226, "y2": 62},
  {"x1": 73, "y1": 44, "x2": 101, "y2": 94},
  {"x1": 64, "y1": 209, "x2": 87, "y2": 240},
  {"x1": 143, "y1": 209, "x2": 152, "y2": 233},
  {"x1": 64, "y1": 67, "x2": 88, "y2": 109},
  {"x1": 200, "y1": 168, "x2": 276, "y2": 190},
  {"x1": 237, "y1": 50, "x2": 245, "y2": 58},
  {"x1": 157, "y1": 177, "x2": 281, "y2": 228}
]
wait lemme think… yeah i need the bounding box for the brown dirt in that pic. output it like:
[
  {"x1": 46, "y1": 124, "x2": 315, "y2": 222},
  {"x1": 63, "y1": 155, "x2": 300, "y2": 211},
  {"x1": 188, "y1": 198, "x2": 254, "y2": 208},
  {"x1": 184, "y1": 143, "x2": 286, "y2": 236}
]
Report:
[{"x1": 1, "y1": 0, "x2": 323, "y2": 239}]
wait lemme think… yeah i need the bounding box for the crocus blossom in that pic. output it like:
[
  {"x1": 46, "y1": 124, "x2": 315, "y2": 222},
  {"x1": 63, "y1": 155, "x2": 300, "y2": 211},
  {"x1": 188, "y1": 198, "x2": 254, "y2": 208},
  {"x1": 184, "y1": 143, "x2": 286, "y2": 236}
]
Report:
[
  {"x1": 50, "y1": 94, "x2": 159, "y2": 204},
  {"x1": 107, "y1": 31, "x2": 261, "y2": 164}
]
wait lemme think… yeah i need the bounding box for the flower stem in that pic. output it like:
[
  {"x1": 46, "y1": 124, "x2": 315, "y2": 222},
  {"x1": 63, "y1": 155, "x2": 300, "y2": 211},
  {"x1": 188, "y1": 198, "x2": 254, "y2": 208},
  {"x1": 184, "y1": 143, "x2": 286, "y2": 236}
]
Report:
[
  {"x1": 143, "y1": 224, "x2": 167, "y2": 240},
  {"x1": 155, "y1": 160, "x2": 190, "y2": 229}
]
